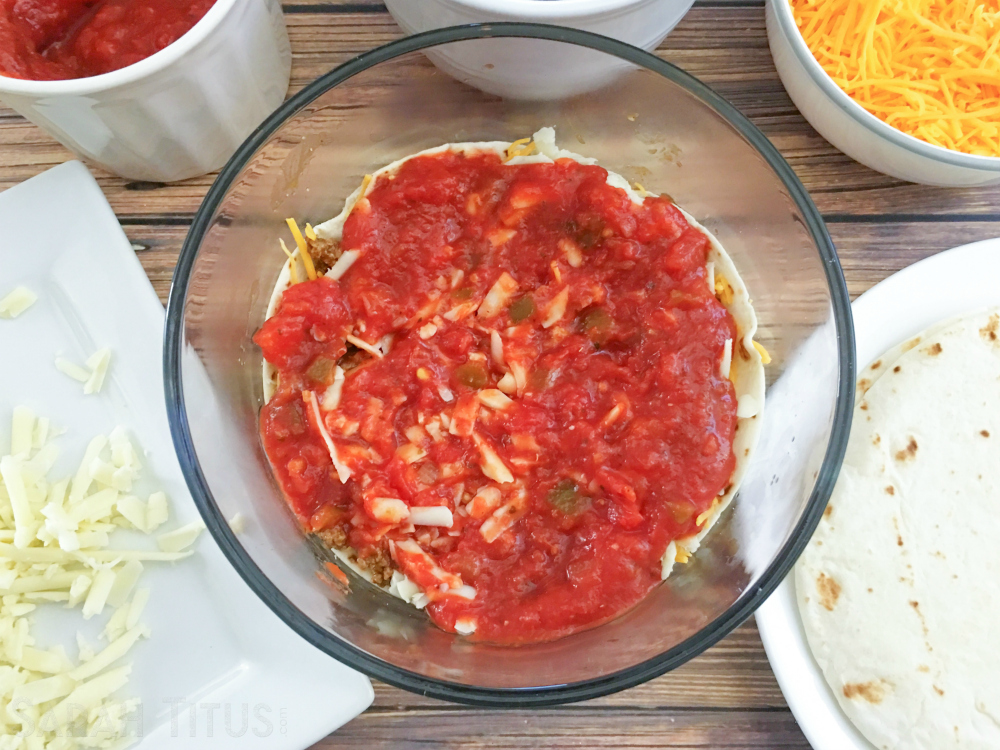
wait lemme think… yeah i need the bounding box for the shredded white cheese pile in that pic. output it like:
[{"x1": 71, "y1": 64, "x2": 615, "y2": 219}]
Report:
[
  {"x1": 0, "y1": 406, "x2": 203, "y2": 747},
  {"x1": 0, "y1": 286, "x2": 37, "y2": 319},
  {"x1": 56, "y1": 348, "x2": 113, "y2": 396}
]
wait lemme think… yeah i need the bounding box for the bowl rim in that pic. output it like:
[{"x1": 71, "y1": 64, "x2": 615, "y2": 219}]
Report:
[
  {"x1": 0, "y1": 0, "x2": 239, "y2": 96},
  {"x1": 164, "y1": 21, "x2": 856, "y2": 707},
  {"x1": 389, "y1": 0, "x2": 653, "y2": 19},
  {"x1": 766, "y1": 0, "x2": 1000, "y2": 172}
]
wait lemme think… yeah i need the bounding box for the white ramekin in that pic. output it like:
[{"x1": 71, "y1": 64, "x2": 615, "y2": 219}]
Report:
[
  {"x1": 0, "y1": 0, "x2": 291, "y2": 183},
  {"x1": 766, "y1": 0, "x2": 1000, "y2": 187},
  {"x1": 385, "y1": 0, "x2": 696, "y2": 99}
]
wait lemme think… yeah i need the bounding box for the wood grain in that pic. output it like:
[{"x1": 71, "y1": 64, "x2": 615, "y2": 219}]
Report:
[{"x1": 0, "y1": 1, "x2": 985, "y2": 747}]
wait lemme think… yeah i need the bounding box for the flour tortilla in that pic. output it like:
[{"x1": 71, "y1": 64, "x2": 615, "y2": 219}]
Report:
[
  {"x1": 797, "y1": 309, "x2": 1000, "y2": 750},
  {"x1": 263, "y1": 128, "x2": 765, "y2": 606}
]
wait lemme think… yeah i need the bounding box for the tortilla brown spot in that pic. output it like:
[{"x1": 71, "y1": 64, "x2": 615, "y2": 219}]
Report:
[
  {"x1": 894, "y1": 437, "x2": 918, "y2": 461},
  {"x1": 918, "y1": 665, "x2": 930, "y2": 673},
  {"x1": 897, "y1": 534, "x2": 904, "y2": 546},
  {"x1": 823, "y1": 504, "x2": 834, "y2": 519},
  {"x1": 871, "y1": 359, "x2": 882, "y2": 370},
  {"x1": 934, "y1": 686, "x2": 944, "y2": 696},
  {"x1": 886, "y1": 485, "x2": 895, "y2": 495},
  {"x1": 873, "y1": 434, "x2": 881, "y2": 445},
  {"x1": 980, "y1": 314, "x2": 999, "y2": 342},
  {"x1": 859, "y1": 378, "x2": 872, "y2": 393},
  {"x1": 893, "y1": 365, "x2": 902, "y2": 373},
  {"x1": 843, "y1": 681, "x2": 889, "y2": 704},
  {"x1": 924, "y1": 342, "x2": 943, "y2": 356},
  {"x1": 816, "y1": 572, "x2": 841, "y2": 611},
  {"x1": 902, "y1": 337, "x2": 921, "y2": 352},
  {"x1": 860, "y1": 402, "x2": 869, "y2": 411},
  {"x1": 982, "y1": 430, "x2": 991, "y2": 438}
]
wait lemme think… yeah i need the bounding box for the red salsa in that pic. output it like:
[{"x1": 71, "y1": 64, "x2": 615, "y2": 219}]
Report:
[
  {"x1": 256, "y1": 148, "x2": 740, "y2": 644},
  {"x1": 0, "y1": 0, "x2": 215, "y2": 81}
]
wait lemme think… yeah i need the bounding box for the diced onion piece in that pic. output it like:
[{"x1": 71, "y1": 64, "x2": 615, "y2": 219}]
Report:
[
  {"x1": 408, "y1": 506, "x2": 454, "y2": 528},
  {"x1": 418, "y1": 322, "x2": 438, "y2": 340},
  {"x1": 542, "y1": 287, "x2": 569, "y2": 329},
  {"x1": 454, "y1": 617, "x2": 477, "y2": 635},
  {"x1": 478, "y1": 389, "x2": 513, "y2": 410},
  {"x1": 54, "y1": 357, "x2": 90, "y2": 384},
  {"x1": 497, "y1": 372, "x2": 517, "y2": 395},
  {"x1": 490, "y1": 330, "x2": 505, "y2": 368},
  {"x1": 477, "y1": 272, "x2": 517, "y2": 319},
  {"x1": 304, "y1": 391, "x2": 351, "y2": 482},
  {"x1": 706, "y1": 261, "x2": 715, "y2": 293},
  {"x1": 720, "y1": 338, "x2": 733, "y2": 380},
  {"x1": 558, "y1": 238, "x2": 583, "y2": 268},
  {"x1": 366, "y1": 497, "x2": 410, "y2": 524},
  {"x1": 228, "y1": 513, "x2": 246, "y2": 533},
  {"x1": 156, "y1": 520, "x2": 205, "y2": 553},
  {"x1": 509, "y1": 360, "x2": 528, "y2": 395},
  {"x1": 328, "y1": 249, "x2": 360, "y2": 280},
  {"x1": 0, "y1": 286, "x2": 37, "y2": 318},
  {"x1": 84, "y1": 347, "x2": 111, "y2": 395},
  {"x1": 472, "y1": 433, "x2": 514, "y2": 484},
  {"x1": 396, "y1": 443, "x2": 426, "y2": 465}
]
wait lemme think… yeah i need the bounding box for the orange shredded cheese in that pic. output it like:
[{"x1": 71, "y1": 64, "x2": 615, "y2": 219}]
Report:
[
  {"x1": 504, "y1": 138, "x2": 536, "y2": 162},
  {"x1": 286, "y1": 218, "x2": 317, "y2": 280},
  {"x1": 792, "y1": 0, "x2": 1000, "y2": 156}
]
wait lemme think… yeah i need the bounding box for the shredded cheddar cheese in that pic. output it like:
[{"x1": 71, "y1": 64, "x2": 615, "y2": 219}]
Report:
[
  {"x1": 286, "y1": 218, "x2": 317, "y2": 280},
  {"x1": 792, "y1": 0, "x2": 1000, "y2": 156},
  {"x1": 753, "y1": 340, "x2": 773, "y2": 364},
  {"x1": 503, "y1": 138, "x2": 536, "y2": 162}
]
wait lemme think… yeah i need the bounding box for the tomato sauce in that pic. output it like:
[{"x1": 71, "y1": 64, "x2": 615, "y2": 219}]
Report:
[
  {"x1": 256, "y1": 149, "x2": 740, "y2": 644},
  {"x1": 0, "y1": 0, "x2": 214, "y2": 81}
]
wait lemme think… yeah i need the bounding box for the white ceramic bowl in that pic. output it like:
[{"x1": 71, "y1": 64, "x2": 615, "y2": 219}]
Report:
[
  {"x1": 0, "y1": 0, "x2": 291, "y2": 183},
  {"x1": 385, "y1": 0, "x2": 696, "y2": 99},
  {"x1": 766, "y1": 0, "x2": 1000, "y2": 187}
]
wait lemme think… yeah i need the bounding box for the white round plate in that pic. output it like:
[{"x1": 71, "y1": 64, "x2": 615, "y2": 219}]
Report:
[{"x1": 755, "y1": 237, "x2": 1000, "y2": 750}]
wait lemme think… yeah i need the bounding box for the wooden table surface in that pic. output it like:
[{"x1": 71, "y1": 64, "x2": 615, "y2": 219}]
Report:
[{"x1": 3, "y1": 2, "x2": 999, "y2": 747}]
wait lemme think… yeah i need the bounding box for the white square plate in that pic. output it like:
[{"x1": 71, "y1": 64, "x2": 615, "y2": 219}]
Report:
[{"x1": 0, "y1": 161, "x2": 373, "y2": 748}]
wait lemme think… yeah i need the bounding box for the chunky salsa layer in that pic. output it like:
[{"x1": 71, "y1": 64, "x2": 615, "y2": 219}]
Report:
[
  {"x1": 255, "y1": 147, "x2": 740, "y2": 644},
  {"x1": 0, "y1": 0, "x2": 214, "y2": 81}
]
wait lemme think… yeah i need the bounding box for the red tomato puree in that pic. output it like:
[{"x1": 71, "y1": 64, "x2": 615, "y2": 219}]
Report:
[
  {"x1": 0, "y1": 0, "x2": 214, "y2": 80},
  {"x1": 255, "y1": 149, "x2": 740, "y2": 644}
]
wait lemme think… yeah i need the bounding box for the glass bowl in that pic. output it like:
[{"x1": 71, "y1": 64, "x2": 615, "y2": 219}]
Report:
[{"x1": 164, "y1": 23, "x2": 854, "y2": 706}]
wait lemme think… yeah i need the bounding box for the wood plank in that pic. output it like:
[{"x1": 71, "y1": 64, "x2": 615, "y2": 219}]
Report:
[
  {"x1": 368, "y1": 621, "x2": 785, "y2": 711},
  {"x1": 320, "y1": 708, "x2": 810, "y2": 749}
]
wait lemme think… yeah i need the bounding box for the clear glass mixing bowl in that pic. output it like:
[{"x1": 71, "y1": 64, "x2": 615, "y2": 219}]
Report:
[{"x1": 164, "y1": 23, "x2": 854, "y2": 706}]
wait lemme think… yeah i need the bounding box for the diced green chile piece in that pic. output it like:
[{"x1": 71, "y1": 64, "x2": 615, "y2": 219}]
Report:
[
  {"x1": 455, "y1": 360, "x2": 489, "y2": 389},
  {"x1": 509, "y1": 295, "x2": 535, "y2": 322}
]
